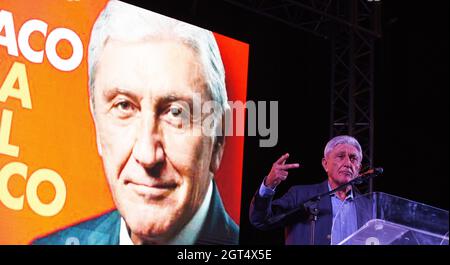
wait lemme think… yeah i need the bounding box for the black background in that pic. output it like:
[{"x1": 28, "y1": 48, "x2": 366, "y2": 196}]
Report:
[{"x1": 122, "y1": 0, "x2": 449, "y2": 246}]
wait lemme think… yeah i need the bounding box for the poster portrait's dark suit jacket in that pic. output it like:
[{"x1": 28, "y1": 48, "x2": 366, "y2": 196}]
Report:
[
  {"x1": 33, "y1": 183, "x2": 239, "y2": 245},
  {"x1": 249, "y1": 180, "x2": 371, "y2": 245}
]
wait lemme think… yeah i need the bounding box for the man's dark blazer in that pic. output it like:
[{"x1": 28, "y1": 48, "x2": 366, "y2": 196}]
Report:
[
  {"x1": 33, "y1": 183, "x2": 239, "y2": 245},
  {"x1": 249, "y1": 180, "x2": 371, "y2": 245}
]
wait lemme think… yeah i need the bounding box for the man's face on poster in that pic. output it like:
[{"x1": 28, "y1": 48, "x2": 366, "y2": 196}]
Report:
[{"x1": 91, "y1": 38, "x2": 224, "y2": 243}]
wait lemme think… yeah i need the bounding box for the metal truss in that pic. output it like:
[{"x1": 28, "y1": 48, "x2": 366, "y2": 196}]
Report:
[
  {"x1": 221, "y1": 0, "x2": 381, "y2": 39},
  {"x1": 221, "y1": 0, "x2": 381, "y2": 192},
  {"x1": 329, "y1": 19, "x2": 376, "y2": 192},
  {"x1": 328, "y1": 0, "x2": 380, "y2": 192}
]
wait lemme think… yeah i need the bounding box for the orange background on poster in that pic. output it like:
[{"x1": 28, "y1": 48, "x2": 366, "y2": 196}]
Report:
[{"x1": 0, "y1": 0, "x2": 248, "y2": 244}]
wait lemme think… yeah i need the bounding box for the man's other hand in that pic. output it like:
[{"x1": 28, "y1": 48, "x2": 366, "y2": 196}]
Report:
[{"x1": 264, "y1": 153, "x2": 300, "y2": 189}]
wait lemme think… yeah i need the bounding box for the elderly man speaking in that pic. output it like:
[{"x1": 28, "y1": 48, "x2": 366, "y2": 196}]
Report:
[{"x1": 250, "y1": 135, "x2": 371, "y2": 245}]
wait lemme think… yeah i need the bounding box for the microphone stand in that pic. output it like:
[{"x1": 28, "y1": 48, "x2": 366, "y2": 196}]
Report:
[{"x1": 266, "y1": 172, "x2": 379, "y2": 244}]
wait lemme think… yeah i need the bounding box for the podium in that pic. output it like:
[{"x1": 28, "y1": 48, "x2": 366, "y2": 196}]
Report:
[{"x1": 338, "y1": 192, "x2": 449, "y2": 245}]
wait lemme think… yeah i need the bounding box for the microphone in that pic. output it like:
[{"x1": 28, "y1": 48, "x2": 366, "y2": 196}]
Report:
[
  {"x1": 358, "y1": 167, "x2": 383, "y2": 177},
  {"x1": 353, "y1": 167, "x2": 383, "y2": 184}
]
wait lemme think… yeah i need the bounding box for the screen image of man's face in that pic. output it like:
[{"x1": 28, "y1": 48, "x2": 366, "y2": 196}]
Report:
[{"x1": 91, "y1": 38, "x2": 222, "y2": 243}]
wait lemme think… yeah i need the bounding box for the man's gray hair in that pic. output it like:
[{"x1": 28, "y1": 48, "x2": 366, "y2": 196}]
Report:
[
  {"x1": 323, "y1": 135, "x2": 363, "y2": 161},
  {"x1": 87, "y1": 0, "x2": 229, "y2": 116}
]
